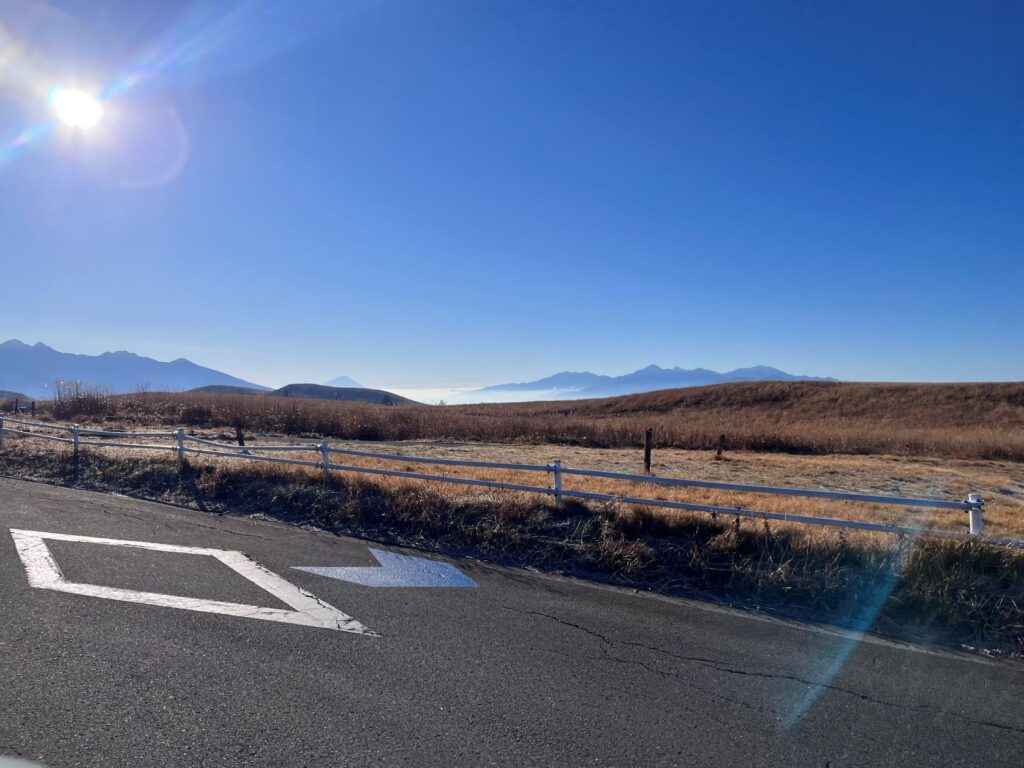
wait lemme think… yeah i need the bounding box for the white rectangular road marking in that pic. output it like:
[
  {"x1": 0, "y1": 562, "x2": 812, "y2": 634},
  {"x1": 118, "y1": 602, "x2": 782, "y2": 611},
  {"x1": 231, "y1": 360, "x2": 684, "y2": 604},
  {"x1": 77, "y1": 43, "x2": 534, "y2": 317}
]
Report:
[{"x1": 9, "y1": 529, "x2": 377, "y2": 635}]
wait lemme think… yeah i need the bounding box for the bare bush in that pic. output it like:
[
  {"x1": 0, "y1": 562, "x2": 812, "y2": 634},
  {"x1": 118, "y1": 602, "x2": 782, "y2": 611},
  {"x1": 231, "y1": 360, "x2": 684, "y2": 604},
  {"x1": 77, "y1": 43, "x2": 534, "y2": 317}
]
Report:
[{"x1": 51, "y1": 381, "x2": 112, "y2": 420}]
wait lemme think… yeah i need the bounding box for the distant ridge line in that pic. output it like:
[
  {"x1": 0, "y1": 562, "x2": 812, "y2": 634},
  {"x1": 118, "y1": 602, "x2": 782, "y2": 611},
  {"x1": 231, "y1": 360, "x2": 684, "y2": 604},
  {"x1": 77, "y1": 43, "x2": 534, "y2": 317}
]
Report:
[
  {"x1": 0, "y1": 339, "x2": 266, "y2": 399},
  {"x1": 472, "y1": 364, "x2": 835, "y2": 401}
]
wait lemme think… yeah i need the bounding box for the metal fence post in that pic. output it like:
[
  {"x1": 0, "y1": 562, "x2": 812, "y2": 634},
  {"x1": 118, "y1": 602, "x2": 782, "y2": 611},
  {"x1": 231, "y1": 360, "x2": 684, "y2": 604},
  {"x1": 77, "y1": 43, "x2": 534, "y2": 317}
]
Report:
[
  {"x1": 72, "y1": 424, "x2": 80, "y2": 483},
  {"x1": 967, "y1": 493, "x2": 984, "y2": 536},
  {"x1": 552, "y1": 460, "x2": 563, "y2": 506},
  {"x1": 175, "y1": 428, "x2": 185, "y2": 462},
  {"x1": 0, "y1": 417, "x2": 5, "y2": 449},
  {"x1": 321, "y1": 441, "x2": 330, "y2": 474}
]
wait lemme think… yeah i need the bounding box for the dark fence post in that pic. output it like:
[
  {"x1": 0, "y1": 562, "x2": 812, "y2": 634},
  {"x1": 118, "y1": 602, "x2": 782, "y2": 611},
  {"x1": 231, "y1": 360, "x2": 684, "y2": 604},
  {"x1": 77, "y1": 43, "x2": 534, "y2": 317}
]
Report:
[
  {"x1": 715, "y1": 434, "x2": 726, "y2": 460},
  {"x1": 643, "y1": 428, "x2": 653, "y2": 475},
  {"x1": 72, "y1": 424, "x2": 80, "y2": 483}
]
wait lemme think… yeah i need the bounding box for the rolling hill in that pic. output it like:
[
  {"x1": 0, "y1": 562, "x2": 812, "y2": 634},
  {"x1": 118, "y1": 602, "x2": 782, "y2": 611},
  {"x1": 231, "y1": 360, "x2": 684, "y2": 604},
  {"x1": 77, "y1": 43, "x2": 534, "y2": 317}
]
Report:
[
  {"x1": 191, "y1": 383, "x2": 415, "y2": 405},
  {"x1": 270, "y1": 383, "x2": 415, "y2": 404},
  {"x1": 188, "y1": 386, "x2": 267, "y2": 396},
  {"x1": 448, "y1": 380, "x2": 1024, "y2": 459}
]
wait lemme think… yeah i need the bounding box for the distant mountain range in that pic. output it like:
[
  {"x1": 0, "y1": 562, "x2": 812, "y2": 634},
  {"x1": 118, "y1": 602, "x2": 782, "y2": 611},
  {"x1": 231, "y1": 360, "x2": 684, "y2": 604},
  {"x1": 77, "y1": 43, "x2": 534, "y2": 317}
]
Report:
[
  {"x1": 1, "y1": 339, "x2": 833, "y2": 407},
  {"x1": 472, "y1": 364, "x2": 836, "y2": 401},
  {"x1": 0, "y1": 339, "x2": 414, "y2": 406},
  {"x1": 0, "y1": 339, "x2": 267, "y2": 399}
]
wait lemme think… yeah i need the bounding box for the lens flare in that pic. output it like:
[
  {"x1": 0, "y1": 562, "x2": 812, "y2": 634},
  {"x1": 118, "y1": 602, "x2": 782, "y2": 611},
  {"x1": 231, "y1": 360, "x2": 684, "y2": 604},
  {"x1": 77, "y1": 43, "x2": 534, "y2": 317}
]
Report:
[
  {"x1": 49, "y1": 87, "x2": 102, "y2": 128},
  {"x1": 3, "y1": 0, "x2": 337, "y2": 169}
]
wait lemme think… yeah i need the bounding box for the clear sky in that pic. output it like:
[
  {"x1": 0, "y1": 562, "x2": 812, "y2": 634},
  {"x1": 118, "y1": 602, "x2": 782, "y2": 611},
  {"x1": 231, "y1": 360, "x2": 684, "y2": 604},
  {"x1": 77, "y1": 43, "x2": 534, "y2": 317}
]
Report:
[{"x1": 1, "y1": 0, "x2": 1021, "y2": 395}]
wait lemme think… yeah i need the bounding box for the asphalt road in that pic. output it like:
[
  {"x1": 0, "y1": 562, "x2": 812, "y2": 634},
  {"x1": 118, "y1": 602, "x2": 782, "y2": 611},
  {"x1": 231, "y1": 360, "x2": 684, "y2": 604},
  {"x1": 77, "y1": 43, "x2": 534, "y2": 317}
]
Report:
[{"x1": 0, "y1": 477, "x2": 1021, "y2": 767}]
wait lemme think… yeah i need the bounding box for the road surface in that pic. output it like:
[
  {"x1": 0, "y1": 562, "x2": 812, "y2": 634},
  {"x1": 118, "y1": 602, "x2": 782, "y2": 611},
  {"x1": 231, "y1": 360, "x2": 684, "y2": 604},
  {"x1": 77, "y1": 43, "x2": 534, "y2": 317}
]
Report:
[{"x1": 0, "y1": 477, "x2": 1021, "y2": 766}]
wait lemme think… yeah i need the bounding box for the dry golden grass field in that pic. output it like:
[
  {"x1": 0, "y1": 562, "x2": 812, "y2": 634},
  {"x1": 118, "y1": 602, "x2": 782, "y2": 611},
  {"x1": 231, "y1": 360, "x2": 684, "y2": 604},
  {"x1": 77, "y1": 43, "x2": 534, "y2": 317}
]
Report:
[
  {"x1": 5, "y1": 425, "x2": 1021, "y2": 539},
  {"x1": 316, "y1": 439, "x2": 1024, "y2": 540},
  {"x1": 25, "y1": 380, "x2": 1024, "y2": 461},
  {"x1": 7, "y1": 380, "x2": 1022, "y2": 538}
]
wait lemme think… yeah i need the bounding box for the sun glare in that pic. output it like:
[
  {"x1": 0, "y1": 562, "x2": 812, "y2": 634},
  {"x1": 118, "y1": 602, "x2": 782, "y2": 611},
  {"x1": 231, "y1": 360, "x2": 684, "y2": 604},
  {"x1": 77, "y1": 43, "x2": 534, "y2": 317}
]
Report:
[{"x1": 49, "y1": 87, "x2": 103, "y2": 129}]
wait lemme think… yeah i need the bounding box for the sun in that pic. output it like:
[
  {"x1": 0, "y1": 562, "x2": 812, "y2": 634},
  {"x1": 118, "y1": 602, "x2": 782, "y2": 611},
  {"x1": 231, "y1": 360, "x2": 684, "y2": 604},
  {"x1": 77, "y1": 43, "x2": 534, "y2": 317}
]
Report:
[{"x1": 49, "y1": 87, "x2": 103, "y2": 129}]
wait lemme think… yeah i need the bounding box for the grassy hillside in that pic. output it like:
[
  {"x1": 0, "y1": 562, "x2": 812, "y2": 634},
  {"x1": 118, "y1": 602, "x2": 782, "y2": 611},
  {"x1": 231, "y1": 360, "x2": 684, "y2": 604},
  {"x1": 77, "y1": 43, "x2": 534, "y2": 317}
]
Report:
[
  {"x1": 269, "y1": 383, "x2": 416, "y2": 405},
  {"x1": 445, "y1": 381, "x2": 1024, "y2": 459},
  {"x1": 514, "y1": 380, "x2": 1024, "y2": 424},
  {"x1": 464, "y1": 380, "x2": 1024, "y2": 431},
  {"x1": 32, "y1": 380, "x2": 1024, "y2": 461},
  {"x1": 189, "y1": 385, "x2": 266, "y2": 396},
  {"x1": 191, "y1": 383, "x2": 415, "y2": 405}
]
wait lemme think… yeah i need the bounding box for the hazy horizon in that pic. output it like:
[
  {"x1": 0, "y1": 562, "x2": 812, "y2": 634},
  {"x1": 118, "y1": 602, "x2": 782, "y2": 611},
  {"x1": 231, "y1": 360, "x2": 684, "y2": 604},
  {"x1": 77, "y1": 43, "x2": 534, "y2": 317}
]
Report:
[{"x1": 4, "y1": 336, "x2": 1020, "y2": 407}]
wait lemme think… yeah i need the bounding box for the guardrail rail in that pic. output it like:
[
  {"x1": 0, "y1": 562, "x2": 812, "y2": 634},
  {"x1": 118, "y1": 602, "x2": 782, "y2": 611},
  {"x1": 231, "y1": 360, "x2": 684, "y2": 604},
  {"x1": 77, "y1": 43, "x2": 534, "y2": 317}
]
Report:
[{"x1": 0, "y1": 415, "x2": 1016, "y2": 547}]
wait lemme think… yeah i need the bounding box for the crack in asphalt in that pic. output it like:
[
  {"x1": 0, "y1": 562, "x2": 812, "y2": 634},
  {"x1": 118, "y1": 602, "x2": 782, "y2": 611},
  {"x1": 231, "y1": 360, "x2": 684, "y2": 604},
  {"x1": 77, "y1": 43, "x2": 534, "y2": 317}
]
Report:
[
  {"x1": 526, "y1": 643, "x2": 771, "y2": 733},
  {"x1": 107, "y1": 510, "x2": 178, "y2": 531},
  {"x1": 102, "y1": 505, "x2": 282, "y2": 542},
  {"x1": 167, "y1": 518, "x2": 279, "y2": 541},
  {"x1": 514, "y1": 608, "x2": 771, "y2": 721},
  {"x1": 506, "y1": 607, "x2": 1024, "y2": 736}
]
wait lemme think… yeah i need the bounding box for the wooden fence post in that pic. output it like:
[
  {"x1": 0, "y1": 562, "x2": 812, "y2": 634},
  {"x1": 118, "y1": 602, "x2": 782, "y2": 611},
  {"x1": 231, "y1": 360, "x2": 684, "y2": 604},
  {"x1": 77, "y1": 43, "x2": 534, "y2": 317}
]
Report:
[
  {"x1": 643, "y1": 428, "x2": 653, "y2": 475},
  {"x1": 715, "y1": 433, "x2": 726, "y2": 460}
]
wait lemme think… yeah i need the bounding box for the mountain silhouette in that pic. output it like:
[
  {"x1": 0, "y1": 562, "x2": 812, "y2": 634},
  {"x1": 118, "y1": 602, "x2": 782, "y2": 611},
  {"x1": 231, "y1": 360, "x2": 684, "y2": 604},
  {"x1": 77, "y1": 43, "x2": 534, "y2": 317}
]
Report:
[
  {"x1": 473, "y1": 364, "x2": 834, "y2": 400},
  {"x1": 0, "y1": 339, "x2": 267, "y2": 399}
]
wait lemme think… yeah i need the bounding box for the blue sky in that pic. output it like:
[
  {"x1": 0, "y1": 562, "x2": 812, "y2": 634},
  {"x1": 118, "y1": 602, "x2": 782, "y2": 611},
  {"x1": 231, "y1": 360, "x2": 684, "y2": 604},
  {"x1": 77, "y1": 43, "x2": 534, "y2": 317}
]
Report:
[{"x1": 1, "y1": 0, "x2": 1021, "y2": 397}]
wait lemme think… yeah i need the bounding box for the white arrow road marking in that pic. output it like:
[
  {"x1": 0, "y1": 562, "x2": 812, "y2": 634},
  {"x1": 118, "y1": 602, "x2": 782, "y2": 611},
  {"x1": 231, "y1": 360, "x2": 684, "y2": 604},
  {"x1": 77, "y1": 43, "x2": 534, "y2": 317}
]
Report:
[
  {"x1": 295, "y1": 548, "x2": 478, "y2": 588},
  {"x1": 9, "y1": 529, "x2": 376, "y2": 635}
]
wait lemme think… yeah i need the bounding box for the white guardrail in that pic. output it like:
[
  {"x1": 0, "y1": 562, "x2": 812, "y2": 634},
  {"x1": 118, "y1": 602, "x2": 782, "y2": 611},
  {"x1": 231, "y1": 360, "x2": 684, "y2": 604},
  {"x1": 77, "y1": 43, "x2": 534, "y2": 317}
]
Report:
[{"x1": 0, "y1": 415, "x2": 1019, "y2": 548}]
